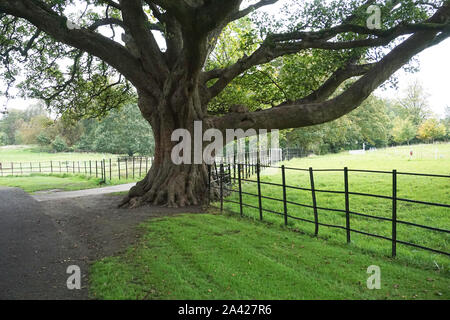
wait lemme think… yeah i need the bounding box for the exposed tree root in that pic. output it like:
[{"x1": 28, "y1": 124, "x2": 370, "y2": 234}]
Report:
[{"x1": 119, "y1": 163, "x2": 212, "y2": 208}]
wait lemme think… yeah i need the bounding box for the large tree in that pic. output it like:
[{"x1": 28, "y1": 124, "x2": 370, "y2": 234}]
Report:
[{"x1": 0, "y1": 0, "x2": 449, "y2": 207}]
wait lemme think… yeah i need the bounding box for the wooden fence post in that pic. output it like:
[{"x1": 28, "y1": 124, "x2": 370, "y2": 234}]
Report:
[
  {"x1": 344, "y1": 167, "x2": 351, "y2": 243},
  {"x1": 110, "y1": 159, "x2": 112, "y2": 180},
  {"x1": 309, "y1": 167, "x2": 319, "y2": 236},
  {"x1": 50, "y1": 161, "x2": 52, "y2": 174}
]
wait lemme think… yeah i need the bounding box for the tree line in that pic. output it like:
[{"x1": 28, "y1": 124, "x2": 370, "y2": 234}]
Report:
[
  {"x1": 0, "y1": 103, "x2": 154, "y2": 156},
  {"x1": 1, "y1": 80, "x2": 447, "y2": 158}
]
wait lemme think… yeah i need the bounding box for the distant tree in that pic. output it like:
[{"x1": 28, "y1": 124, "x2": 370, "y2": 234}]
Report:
[
  {"x1": 444, "y1": 105, "x2": 450, "y2": 139},
  {"x1": 0, "y1": 109, "x2": 25, "y2": 145},
  {"x1": 0, "y1": 132, "x2": 7, "y2": 146},
  {"x1": 22, "y1": 102, "x2": 48, "y2": 122},
  {"x1": 392, "y1": 117, "x2": 416, "y2": 145},
  {"x1": 90, "y1": 104, "x2": 154, "y2": 156},
  {"x1": 417, "y1": 118, "x2": 446, "y2": 143},
  {"x1": 397, "y1": 80, "x2": 432, "y2": 126},
  {"x1": 17, "y1": 115, "x2": 53, "y2": 144}
]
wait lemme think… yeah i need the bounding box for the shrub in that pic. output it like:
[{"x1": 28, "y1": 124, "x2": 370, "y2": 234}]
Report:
[
  {"x1": 37, "y1": 132, "x2": 52, "y2": 146},
  {"x1": 51, "y1": 136, "x2": 68, "y2": 152}
]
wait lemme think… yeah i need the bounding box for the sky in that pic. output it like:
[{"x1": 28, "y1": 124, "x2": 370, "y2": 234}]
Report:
[{"x1": 1, "y1": 1, "x2": 449, "y2": 118}]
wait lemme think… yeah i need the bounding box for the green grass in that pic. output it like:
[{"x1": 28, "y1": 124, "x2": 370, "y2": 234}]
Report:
[
  {"x1": 221, "y1": 143, "x2": 450, "y2": 269},
  {"x1": 0, "y1": 173, "x2": 136, "y2": 193},
  {"x1": 0, "y1": 145, "x2": 118, "y2": 162},
  {"x1": 0, "y1": 144, "x2": 147, "y2": 192},
  {"x1": 90, "y1": 213, "x2": 449, "y2": 300}
]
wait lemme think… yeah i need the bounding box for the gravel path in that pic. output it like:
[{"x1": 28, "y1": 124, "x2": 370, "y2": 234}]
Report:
[{"x1": 0, "y1": 186, "x2": 203, "y2": 300}]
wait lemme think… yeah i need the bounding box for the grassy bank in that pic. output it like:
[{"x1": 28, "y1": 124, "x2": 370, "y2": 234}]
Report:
[{"x1": 90, "y1": 213, "x2": 449, "y2": 300}]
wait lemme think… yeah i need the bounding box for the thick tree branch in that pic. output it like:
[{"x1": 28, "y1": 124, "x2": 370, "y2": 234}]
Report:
[
  {"x1": 294, "y1": 62, "x2": 376, "y2": 104},
  {"x1": 230, "y1": 0, "x2": 279, "y2": 22},
  {"x1": 210, "y1": 5, "x2": 450, "y2": 133},
  {"x1": 0, "y1": 0, "x2": 151, "y2": 90},
  {"x1": 88, "y1": 17, "x2": 125, "y2": 31},
  {"x1": 204, "y1": 19, "x2": 449, "y2": 102},
  {"x1": 119, "y1": 0, "x2": 168, "y2": 80}
]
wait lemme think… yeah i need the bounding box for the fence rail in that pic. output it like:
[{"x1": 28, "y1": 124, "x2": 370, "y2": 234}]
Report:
[{"x1": 209, "y1": 162, "x2": 450, "y2": 258}]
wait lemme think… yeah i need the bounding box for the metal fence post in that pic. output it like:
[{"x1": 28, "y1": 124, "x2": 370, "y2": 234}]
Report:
[
  {"x1": 126, "y1": 159, "x2": 128, "y2": 180},
  {"x1": 50, "y1": 161, "x2": 53, "y2": 174},
  {"x1": 118, "y1": 159, "x2": 121, "y2": 180},
  {"x1": 238, "y1": 163, "x2": 243, "y2": 217},
  {"x1": 207, "y1": 164, "x2": 211, "y2": 205},
  {"x1": 281, "y1": 165, "x2": 288, "y2": 226},
  {"x1": 256, "y1": 162, "x2": 263, "y2": 221},
  {"x1": 392, "y1": 169, "x2": 397, "y2": 258},
  {"x1": 109, "y1": 159, "x2": 112, "y2": 180},
  {"x1": 220, "y1": 164, "x2": 224, "y2": 213},
  {"x1": 344, "y1": 167, "x2": 351, "y2": 243},
  {"x1": 309, "y1": 167, "x2": 319, "y2": 236},
  {"x1": 95, "y1": 161, "x2": 98, "y2": 177}
]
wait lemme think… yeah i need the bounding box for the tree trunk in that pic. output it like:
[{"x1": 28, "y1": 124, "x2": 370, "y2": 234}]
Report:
[{"x1": 120, "y1": 80, "x2": 210, "y2": 208}]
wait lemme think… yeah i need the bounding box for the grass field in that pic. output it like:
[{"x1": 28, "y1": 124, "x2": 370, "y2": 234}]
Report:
[
  {"x1": 0, "y1": 145, "x2": 141, "y2": 192},
  {"x1": 90, "y1": 213, "x2": 449, "y2": 300},
  {"x1": 89, "y1": 143, "x2": 449, "y2": 300},
  {"x1": 0, "y1": 145, "x2": 118, "y2": 162},
  {"x1": 221, "y1": 143, "x2": 450, "y2": 268}
]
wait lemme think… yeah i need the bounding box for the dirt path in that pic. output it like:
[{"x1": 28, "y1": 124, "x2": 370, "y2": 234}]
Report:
[
  {"x1": 31, "y1": 183, "x2": 137, "y2": 202},
  {"x1": 0, "y1": 187, "x2": 203, "y2": 300}
]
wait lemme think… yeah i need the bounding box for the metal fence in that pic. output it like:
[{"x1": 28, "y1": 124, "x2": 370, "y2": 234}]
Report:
[
  {"x1": 0, "y1": 157, "x2": 154, "y2": 181},
  {"x1": 208, "y1": 162, "x2": 450, "y2": 258}
]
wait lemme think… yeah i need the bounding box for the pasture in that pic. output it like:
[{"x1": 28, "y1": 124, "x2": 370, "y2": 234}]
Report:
[{"x1": 221, "y1": 143, "x2": 450, "y2": 268}]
